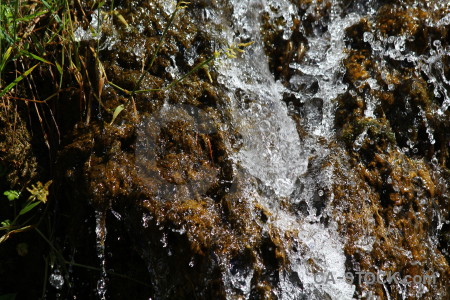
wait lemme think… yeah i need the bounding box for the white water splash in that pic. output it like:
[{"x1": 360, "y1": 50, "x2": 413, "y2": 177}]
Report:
[
  {"x1": 289, "y1": 12, "x2": 358, "y2": 137},
  {"x1": 198, "y1": 0, "x2": 357, "y2": 299},
  {"x1": 215, "y1": 0, "x2": 308, "y2": 197}
]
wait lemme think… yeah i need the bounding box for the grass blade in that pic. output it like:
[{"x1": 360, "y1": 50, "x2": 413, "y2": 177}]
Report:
[
  {"x1": 20, "y1": 50, "x2": 52, "y2": 65},
  {"x1": 15, "y1": 9, "x2": 48, "y2": 22},
  {"x1": 132, "y1": 2, "x2": 188, "y2": 94},
  {"x1": 0, "y1": 46, "x2": 13, "y2": 73},
  {"x1": 166, "y1": 54, "x2": 216, "y2": 90},
  {"x1": 19, "y1": 201, "x2": 41, "y2": 216},
  {"x1": 0, "y1": 225, "x2": 33, "y2": 244},
  {"x1": 0, "y1": 63, "x2": 38, "y2": 97}
]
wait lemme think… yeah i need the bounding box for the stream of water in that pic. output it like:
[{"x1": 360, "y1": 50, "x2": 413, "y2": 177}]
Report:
[{"x1": 193, "y1": 0, "x2": 356, "y2": 298}]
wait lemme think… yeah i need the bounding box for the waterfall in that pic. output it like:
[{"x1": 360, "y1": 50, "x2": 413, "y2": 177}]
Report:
[{"x1": 187, "y1": 0, "x2": 358, "y2": 298}]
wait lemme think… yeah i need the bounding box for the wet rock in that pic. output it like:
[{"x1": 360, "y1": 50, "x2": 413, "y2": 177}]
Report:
[
  {"x1": 53, "y1": 0, "x2": 450, "y2": 299},
  {"x1": 332, "y1": 1, "x2": 450, "y2": 298}
]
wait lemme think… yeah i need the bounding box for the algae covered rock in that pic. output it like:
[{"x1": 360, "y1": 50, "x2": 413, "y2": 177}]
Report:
[
  {"x1": 52, "y1": 0, "x2": 450, "y2": 299},
  {"x1": 331, "y1": 0, "x2": 450, "y2": 298}
]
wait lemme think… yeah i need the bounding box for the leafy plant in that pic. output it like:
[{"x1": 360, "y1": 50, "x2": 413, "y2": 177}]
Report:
[
  {"x1": 3, "y1": 190, "x2": 20, "y2": 201},
  {"x1": 0, "y1": 180, "x2": 52, "y2": 243}
]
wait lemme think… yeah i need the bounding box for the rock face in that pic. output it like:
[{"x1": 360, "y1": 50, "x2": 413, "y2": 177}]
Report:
[{"x1": 55, "y1": 0, "x2": 450, "y2": 299}]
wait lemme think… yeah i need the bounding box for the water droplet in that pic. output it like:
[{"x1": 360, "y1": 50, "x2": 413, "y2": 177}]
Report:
[
  {"x1": 161, "y1": 233, "x2": 168, "y2": 248},
  {"x1": 433, "y1": 40, "x2": 441, "y2": 49},
  {"x1": 142, "y1": 213, "x2": 152, "y2": 228},
  {"x1": 97, "y1": 278, "x2": 107, "y2": 300},
  {"x1": 431, "y1": 157, "x2": 438, "y2": 165},
  {"x1": 111, "y1": 209, "x2": 122, "y2": 221},
  {"x1": 363, "y1": 32, "x2": 373, "y2": 43},
  {"x1": 373, "y1": 40, "x2": 382, "y2": 51},
  {"x1": 49, "y1": 271, "x2": 64, "y2": 290}
]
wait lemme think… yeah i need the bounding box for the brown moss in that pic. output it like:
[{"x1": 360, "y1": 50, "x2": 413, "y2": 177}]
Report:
[
  {"x1": 344, "y1": 50, "x2": 373, "y2": 85},
  {"x1": 0, "y1": 100, "x2": 38, "y2": 189},
  {"x1": 376, "y1": 6, "x2": 426, "y2": 37},
  {"x1": 53, "y1": 0, "x2": 450, "y2": 298},
  {"x1": 332, "y1": 144, "x2": 449, "y2": 299}
]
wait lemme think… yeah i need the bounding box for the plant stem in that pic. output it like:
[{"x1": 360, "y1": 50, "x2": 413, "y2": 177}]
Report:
[{"x1": 165, "y1": 54, "x2": 217, "y2": 90}]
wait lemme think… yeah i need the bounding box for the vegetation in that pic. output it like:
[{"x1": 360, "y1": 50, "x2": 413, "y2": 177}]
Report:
[
  {"x1": 0, "y1": 0, "x2": 75, "y2": 98},
  {"x1": 0, "y1": 180, "x2": 51, "y2": 244},
  {"x1": 0, "y1": 0, "x2": 254, "y2": 298}
]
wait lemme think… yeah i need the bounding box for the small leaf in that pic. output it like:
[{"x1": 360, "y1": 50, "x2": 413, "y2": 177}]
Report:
[
  {"x1": 110, "y1": 104, "x2": 125, "y2": 125},
  {"x1": 202, "y1": 65, "x2": 213, "y2": 83},
  {"x1": 19, "y1": 201, "x2": 41, "y2": 216},
  {"x1": 55, "y1": 61, "x2": 63, "y2": 75},
  {"x1": 3, "y1": 190, "x2": 20, "y2": 201},
  {"x1": 20, "y1": 50, "x2": 52, "y2": 65},
  {"x1": 0, "y1": 46, "x2": 13, "y2": 73},
  {"x1": 177, "y1": 1, "x2": 190, "y2": 9},
  {"x1": 113, "y1": 11, "x2": 129, "y2": 28},
  {"x1": 0, "y1": 27, "x2": 15, "y2": 44},
  {"x1": 237, "y1": 41, "x2": 255, "y2": 48},
  {"x1": 97, "y1": 1, "x2": 106, "y2": 8},
  {"x1": 1, "y1": 219, "x2": 11, "y2": 227}
]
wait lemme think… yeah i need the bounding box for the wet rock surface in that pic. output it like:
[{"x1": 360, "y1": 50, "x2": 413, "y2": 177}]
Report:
[{"x1": 21, "y1": 0, "x2": 450, "y2": 299}]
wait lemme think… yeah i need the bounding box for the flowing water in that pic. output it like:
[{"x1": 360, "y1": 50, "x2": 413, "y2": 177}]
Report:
[
  {"x1": 183, "y1": 0, "x2": 448, "y2": 298},
  {"x1": 194, "y1": 0, "x2": 357, "y2": 298},
  {"x1": 65, "y1": 0, "x2": 450, "y2": 299}
]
